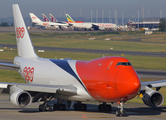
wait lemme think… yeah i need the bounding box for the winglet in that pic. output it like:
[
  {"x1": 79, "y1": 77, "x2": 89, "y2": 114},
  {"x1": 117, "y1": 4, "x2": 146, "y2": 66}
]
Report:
[
  {"x1": 66, "y1": 14, "x2": 75, "y2": 23},
  {"x1": 13, "y1": 4, "x2": 38, "y2": 58}
]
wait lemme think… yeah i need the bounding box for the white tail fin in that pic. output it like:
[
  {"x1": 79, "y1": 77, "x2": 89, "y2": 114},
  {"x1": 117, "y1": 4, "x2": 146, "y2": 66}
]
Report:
[
  {"x1": 42, "y1": 13, "x2": 50, "y2": 22},
  {"x1": 49, "y1": 14, "x2": 58, "y2": 22},
  {"x1": 29, "y1": 13, "x2": 42, "y2": 23},
  {"x1": 13, "y1": 4, "x2": 38, "y2": 58}
]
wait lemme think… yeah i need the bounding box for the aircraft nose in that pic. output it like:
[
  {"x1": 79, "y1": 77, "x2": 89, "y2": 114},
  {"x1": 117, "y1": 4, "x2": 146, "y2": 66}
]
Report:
[
  {"x1": 128, "y1": 76, "x2": 141, "y2": 94},
  {"x1": 116, "y1": 68, "x2": 141, "y2": 99}
]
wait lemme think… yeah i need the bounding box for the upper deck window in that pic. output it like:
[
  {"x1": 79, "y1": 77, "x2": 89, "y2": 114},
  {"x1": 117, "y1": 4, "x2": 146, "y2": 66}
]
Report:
[{"x1": 116, "y1": 62, "x2": 131, "y2": 66}]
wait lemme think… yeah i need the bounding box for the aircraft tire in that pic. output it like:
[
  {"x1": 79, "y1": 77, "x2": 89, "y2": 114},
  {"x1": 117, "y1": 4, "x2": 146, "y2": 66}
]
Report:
[
  {"x1": 46, "y1": 105, "x2": 53, "y2": 111},
  {"x1": 116, "y1": 109, "x2": 121, "y2": 117},
  {"x1": 39, "y1": 105, "x2": 46, "y2": 112}
]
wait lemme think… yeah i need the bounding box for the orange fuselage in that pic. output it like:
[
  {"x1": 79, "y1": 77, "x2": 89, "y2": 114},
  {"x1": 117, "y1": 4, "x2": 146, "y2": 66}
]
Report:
[{"x1": 76, "y1": 56, "x2": 141, "y2": 102}]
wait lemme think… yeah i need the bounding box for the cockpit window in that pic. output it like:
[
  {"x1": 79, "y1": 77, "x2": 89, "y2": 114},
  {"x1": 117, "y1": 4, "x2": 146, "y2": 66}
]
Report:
[{"x1": 116, "y1": 62, "x2": 131, "y2": 66}]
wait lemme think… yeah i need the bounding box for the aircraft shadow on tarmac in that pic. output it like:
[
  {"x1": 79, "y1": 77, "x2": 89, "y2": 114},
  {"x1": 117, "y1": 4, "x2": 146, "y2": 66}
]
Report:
[{"x1": 16, "y1": 104, "x2": 166, "y2": 117}]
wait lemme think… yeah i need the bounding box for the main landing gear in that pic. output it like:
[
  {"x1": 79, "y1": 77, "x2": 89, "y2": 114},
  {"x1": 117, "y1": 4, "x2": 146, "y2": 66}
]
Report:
[
  {"x1": 116, "y1": 101, "x2": 126, "y2": 117},
  {"x1": 74, "y1": 102, "x2": 87, "y2": 111},
  {"x1": 38, "y1": 94, "x2": 66, "y2": 112},
  {"x1": 98, "y1": 102, "x2": 112, "y2": 112}
]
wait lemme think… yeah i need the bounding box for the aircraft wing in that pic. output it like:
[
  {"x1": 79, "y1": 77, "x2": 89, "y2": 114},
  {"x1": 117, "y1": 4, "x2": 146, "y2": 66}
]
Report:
[
  {"x1": 0, "y1": 82, "x2": 77, "y2": 96},
  {"x1": 141, "y1": 80, "x2": 166, "y2": 90},
  {"x1": 0, "y1": 62, "x2": 20, "y2": 69}
]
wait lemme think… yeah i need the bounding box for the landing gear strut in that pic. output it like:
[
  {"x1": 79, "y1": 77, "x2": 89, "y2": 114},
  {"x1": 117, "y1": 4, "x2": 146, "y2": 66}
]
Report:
[
  {"x1": 38, "y1": 94, "x2": 54, "y2": 112},
  {"x1": 98, "y1": 102, "x2": 112, "y2": 112},
  {"x1": 116, "y1": 101, "x2": 126, "y2": 117}
]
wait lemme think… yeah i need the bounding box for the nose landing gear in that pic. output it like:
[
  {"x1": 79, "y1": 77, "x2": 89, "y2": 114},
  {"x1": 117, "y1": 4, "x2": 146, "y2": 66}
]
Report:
[{"x1": 116, "y1": 101, "x2": 126, "y2": 117}]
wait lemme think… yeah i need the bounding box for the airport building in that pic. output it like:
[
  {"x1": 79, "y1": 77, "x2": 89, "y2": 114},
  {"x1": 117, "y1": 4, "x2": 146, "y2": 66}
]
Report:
[{"x1": 127, "y1": 18, "x2": 166, "y2": 30}]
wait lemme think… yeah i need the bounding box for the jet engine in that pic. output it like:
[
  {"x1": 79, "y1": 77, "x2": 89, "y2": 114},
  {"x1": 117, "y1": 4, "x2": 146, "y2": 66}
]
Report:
[
  {"x1": 9, "y1": 86, "x2": 32, "y2": 107},
  {"x1": 142, "y1": 87, "x2": 164, "y2": 107}
]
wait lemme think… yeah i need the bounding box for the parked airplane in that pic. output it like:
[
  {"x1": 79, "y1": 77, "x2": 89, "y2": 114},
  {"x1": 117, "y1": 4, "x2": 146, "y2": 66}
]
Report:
[
  {"x1": 29, "y1": 13, "x2": 68, "y2": 29},
  {"x1": 66, "y1": 14, "x2": 117, "y2": 30},
  {"x1": 66, "y1": 14, "x2": 93, "y2": 30},
  {"x1": 42, "y1": 13, "x2": 50, "y2": 22},
  {"x1": 0, "y1": 4, "x2": 166, "y2": 117}
]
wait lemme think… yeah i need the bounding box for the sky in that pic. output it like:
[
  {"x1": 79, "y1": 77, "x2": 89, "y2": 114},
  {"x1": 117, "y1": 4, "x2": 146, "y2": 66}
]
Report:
[{"x1": 0, "y1": 0, "x2": 166, "y2": 19}]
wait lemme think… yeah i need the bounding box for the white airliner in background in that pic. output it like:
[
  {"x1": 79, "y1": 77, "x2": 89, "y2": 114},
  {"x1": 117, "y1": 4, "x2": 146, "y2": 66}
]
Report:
[
  {"x1": 30, "y1": 13, "x2": 68, "y2": 29},
  {"x1": 0, "y1": 4, "x2": 166, "y2": 117},
  {"x1": 66, "y1": 14, "x2": 117, "y2": 30}
]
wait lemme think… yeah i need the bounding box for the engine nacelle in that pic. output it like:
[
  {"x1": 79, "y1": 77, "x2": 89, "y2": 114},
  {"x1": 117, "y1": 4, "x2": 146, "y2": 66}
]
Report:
[
  {"x1": 10, "y1": 90, "x2": 32, "y2": 107},
  {"x1": 142, "y1": 88, "x2": 164, "y2": 107}
]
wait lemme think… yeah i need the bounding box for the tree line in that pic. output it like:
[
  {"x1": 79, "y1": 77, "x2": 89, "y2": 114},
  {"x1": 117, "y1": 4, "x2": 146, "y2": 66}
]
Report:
[
  {"x1": 0, "y1": 22, "x2": 13, "y2": 27},
  {"x1": 159, "y1": 18, "x2": 166, "y2": 31}
]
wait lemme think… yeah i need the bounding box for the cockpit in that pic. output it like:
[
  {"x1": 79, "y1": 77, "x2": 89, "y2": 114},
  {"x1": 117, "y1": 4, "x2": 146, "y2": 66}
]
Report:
[{"x1": 116, "y1": 62, "x2": 132, "y2": 66}]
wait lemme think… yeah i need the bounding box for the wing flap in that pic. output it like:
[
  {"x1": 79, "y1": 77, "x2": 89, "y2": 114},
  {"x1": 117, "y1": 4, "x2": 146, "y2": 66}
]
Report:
[{"x1": 0, "y1": 82, "x2": 77, "y2": 96}]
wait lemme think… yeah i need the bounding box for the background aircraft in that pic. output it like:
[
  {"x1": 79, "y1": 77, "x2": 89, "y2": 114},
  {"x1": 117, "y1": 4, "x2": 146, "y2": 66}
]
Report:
[
  {"x1": 66, "y1": 14, "x2": 117, "y2": 30},
  {"x1": 29, "y1": 13, "x2": 68, "y2": 29},
  {"x1": 66, "y1": 14, "x2": 93, "y2": 30},
  {"x1": 0, "y1": 4, "x2": 166, "y2": 117}
]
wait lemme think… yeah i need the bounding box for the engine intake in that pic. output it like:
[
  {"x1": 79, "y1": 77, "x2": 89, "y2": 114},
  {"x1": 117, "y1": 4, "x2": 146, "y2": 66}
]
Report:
[
  {"x1": 10, "y1": 89, "x2": 32, "y2": 107},
  {"x1": 142, "y1": 88, "x2": 164, "y2": 107}
]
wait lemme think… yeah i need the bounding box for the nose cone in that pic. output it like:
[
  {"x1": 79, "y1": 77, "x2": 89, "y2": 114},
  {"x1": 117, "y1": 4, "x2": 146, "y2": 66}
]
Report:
[
  {"x1": 116, "y1": 67, "x2": 141, "y2": 100},
  {"x1": 128, "y1": 76, "x2": 141, "y2": 92}
]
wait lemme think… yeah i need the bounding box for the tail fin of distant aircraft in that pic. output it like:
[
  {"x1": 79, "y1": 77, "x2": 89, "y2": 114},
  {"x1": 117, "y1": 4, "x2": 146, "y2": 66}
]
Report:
[
  {"x1": 13, "y1": 4, "x2": 38, "y2": 58},
  {"x1": 29, "y1": 13, "x2": 42, "y2": 23},
  {"x1": 42, "y1": 13, "x2": 50, "y2": 22},
  {"x1": 66, "y1": 14, "x2": 75, "y2": 23},
  {"x1": 49, "y1": 14, "x2": 58, "y2": 22}
]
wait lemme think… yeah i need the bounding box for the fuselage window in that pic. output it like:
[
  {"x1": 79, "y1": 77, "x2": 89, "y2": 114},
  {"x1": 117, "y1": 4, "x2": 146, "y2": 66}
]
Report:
[{"x1": 116, "y1": 62, "x2": 131, "y2": 66}]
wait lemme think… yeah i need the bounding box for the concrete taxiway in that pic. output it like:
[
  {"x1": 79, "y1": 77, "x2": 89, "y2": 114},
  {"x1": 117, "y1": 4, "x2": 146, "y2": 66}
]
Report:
[{"x1": 0, "y1": 94, "x2": 166, "y2": 120}]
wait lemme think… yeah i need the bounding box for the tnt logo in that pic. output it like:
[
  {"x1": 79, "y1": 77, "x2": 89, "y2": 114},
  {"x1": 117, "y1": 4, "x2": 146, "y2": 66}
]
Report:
[
  {"x1": 16, "y1": 27, "x2": 25, "y2": 38},
  {"x1": 23, "y1": 67, "x2": 34, "y2": 82}
]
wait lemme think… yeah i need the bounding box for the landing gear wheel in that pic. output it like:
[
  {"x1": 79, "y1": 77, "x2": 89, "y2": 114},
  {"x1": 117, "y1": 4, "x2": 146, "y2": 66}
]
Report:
[
  {"x1": 39, "y1": 105, "x2": 46, "y2": 112},
  {"x1": 53, "y1": 104, "x2": 66, "y2": 111},
  {"x1": 106, "y1": 105, "x2": 112, "y2": 112},
  {"x1": 74, "y1": 102, "x2": 87, "y2": 111},
  {"x1": 74, "y1": 104, "x2": 78, "y2": 111},
  {"x1": 121, "y1": 109, "x2": 126, "y2": 116},
  {"x1": 81, "y1": 104, "x2": 87, "y2": 111},
  {"x1": 98, "y1": 104, "x2": 104, "y2": 111},
  {"x1": 59, "y1": 104, "x2": 66, "y2": 111},
  {"x1": 53, "y1": 104, "x2": 57, "y2": 111},
  {"x1": 98, "y1": 103, "x2": 112, "y2": 112},
  {"x1": 46, "y1": 105, "x2": 53, "y2": 111},
  {"x1": 116, "y1": 109, "x2": 121, "y2": 117}
]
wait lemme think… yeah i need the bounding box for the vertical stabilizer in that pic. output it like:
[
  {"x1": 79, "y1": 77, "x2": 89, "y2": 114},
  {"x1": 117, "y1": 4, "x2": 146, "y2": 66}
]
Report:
[
  {"x1": 13, "y1": 4, "x2": 38, "y2": 58},
  {"x1": 66, "y1": 14, "x2": 75, "y2": 23},
  {"x1": 49, "y1": 14, "x2": 58, "y2": 22},
  {"x1": 42, "y1": 14, "x2": 50, "y2": 22},
  {"x1": 29, "y1": 13, "x2": 42, "y2": 23}
]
